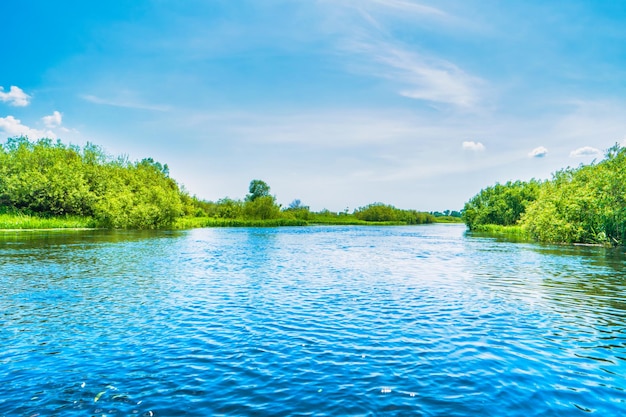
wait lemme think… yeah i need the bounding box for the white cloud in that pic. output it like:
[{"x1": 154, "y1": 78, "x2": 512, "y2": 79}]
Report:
[
  {"x1": 320, "y1": 1, "x2": 482, "y2": 109},
  {"x1": 529, "y1": 146, "x2": 548, "y2": 158},
  {"x1": 0, "y1": 86, "x2": 31, "y2": 106},
  {"x1": 570, "y1": 146, "x2": 601, "y2": 158},
  {"x1": 0, "y1": 116, "x2": 56, "y2": 139},
  {"x1": 346, "y1": 41, "x2": 482, "y2": 108},
  {"x1": 42, "y1": 111, "x2": 63, "y2": 128},
  {"x1": 462, "y1": 140, "x2": 485, "y2": 151}
]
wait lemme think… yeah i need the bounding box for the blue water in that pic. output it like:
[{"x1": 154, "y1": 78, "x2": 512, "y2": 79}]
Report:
[{"x1": 1, "y1": 224, "x2": 625, "y2": 416}]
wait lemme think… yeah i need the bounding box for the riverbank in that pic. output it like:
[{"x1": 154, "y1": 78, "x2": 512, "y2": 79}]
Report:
[
  {"x1": 0, "y1": 212, "x2": 460, "y2": 230},
  {"x1": 467, "y1": 224, "x2": 617, "y2": 246},
  {"x1": 0, "y1": 213, "x2": 98, "y2": 230}
]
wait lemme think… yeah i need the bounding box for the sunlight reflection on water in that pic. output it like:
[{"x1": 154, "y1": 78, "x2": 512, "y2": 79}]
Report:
[{"x1": 1, "y1": 225, "x2": 625, "y2": 416}]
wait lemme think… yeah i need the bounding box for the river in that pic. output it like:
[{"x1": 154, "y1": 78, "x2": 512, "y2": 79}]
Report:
[{"x1": 1, "y1": 224, "x2": 624, "y2": 416}]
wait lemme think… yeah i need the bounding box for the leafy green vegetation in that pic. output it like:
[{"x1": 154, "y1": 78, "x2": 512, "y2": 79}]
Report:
[
  {"x1": 0, "y1": 137, "x2": 442, "y2": 230},
  {"x1": 463, "y1": 144, "x2": 626, "y2": 245},
  {"x1": 354, "y1": 203, "x2": 435, "y2": 224},
  {"x1": 0, "y1": 137, "x2": 184, "y2": 229},
  {"x1": 430, "y1": 210, "x2": 463, "y2": 222},
  {"x1": 188, "y1": 194, "x2": 436, "y2": 227},
  {"x1": 174, "y1": 217, "x2": 307, "y2": 229},
  {"x1": 0, "y1": 208, "x2": 97, "y2": 230},
  {"x1": 462, "y1": 180, "x2": 542, "y2": 230},
  {"x1": 468, "y1": 224, "x2": 530, "y2": 240}
]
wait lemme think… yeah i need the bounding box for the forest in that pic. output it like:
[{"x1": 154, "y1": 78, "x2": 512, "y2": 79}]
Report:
[
  {"x1": 0, "y1": 137, "x2": 441, "y2": 229},
  {"x1": 463, "y1": 143, "x2": 626, "y2": 245}
]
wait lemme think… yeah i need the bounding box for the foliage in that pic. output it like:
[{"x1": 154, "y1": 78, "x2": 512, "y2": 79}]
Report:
[
  {"x1": 522, "y1": 145, "x2": 626, "y2": 244},
  {"x1": 174, "y1": 216, "x2": 307, "y2": 229},
  {"x1": 431, "y1": 210, "x2": 462, "y2": 218},
  {"x1": 243, "y1": 195, "x2": 281, "y2": 220},
  {"x1": 432, "y1": 216, "x2": 464, "y2": 223},
  {"x1": 464, "y1": 144, "x2": 626, "y2": 245},
  {"x1": 246, "y1": 179, "x2": 271, "y2": 202},
  {"x1": 462, "y1": 180, "x2": 542, "y2": 230},
  {"x1": 0, "y1": 137, "x2": 183, "y2": 229},
  {"x1": 0, "y1": 211, "x2": 97, "y2": 229},
  {"x1": 0, "y1": 137, "x2": 451, "y2": 231},
  {"x1": 469, "y1": 224, "x2": 529, "y2": 240},
  {"x1": 354, "y1": 203, "x2": 435, "y2": 224},
  {"x1": 282, "y1": 199, "x2": 311, "y2": 220}
]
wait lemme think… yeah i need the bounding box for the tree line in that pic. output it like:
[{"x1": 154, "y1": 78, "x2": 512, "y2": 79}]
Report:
[
  {"x1": 0, "y1": 137, "x2": 437, "y2": 229},
  {"x1": 462, "y1": 143, "x2": 626, "y2": 245},
  {"x1": 0, "y1": 137, "x2": 185, "y2": 228},
  {"x1": 187, "y1": 184, "x2": 436, "y2": 226}
]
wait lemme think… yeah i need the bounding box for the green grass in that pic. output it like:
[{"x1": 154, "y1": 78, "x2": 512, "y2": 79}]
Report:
[
  {"x1": 173, "y1": 215, "x2": 412, "y2": 229},
  {"x1": 433, "y1": 216, "x2": 464, "y2": 223},
  {"x1": 0, "y1": 210, "x2": 439, "y2": 231},
  {"x1": 173, "y1": 217, "x2": 308, "y2": 229},
  {"x1": 469, "y1": 224, "x2": 531, "y2": 241},
  {"x1": 307, "y1": 213, "x2": 408, "y2": 226},
  {"x1": 0, "y1": 212, "x2": 98, "y2": 229}
]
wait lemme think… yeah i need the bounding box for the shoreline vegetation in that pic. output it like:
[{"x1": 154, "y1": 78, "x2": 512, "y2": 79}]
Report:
[
  {"x1": 462, "y1": 143, "x2": 626, "y2": 246},
  {"x1": 0, "y1": 137, "x2": 461, "y2": 231}
]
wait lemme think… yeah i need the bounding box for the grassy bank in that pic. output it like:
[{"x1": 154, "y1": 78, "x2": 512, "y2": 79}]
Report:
[
  {"x1": 174, "y1": 216, "x2": 417, "y2": 228},
  {"x1": 0, "y1": 210, "x2": 446, "y2": 231},
  {"x1": 432, "y1": 216, "x2": 464, "y2": 224},
  {"x1": 0, "y1": 212, "x2": 441, "y2": 231},
  {"x1": 0, "y1": 212, "x2": 98, "y2": 230},
  {"x1": 173, "y1": 217, "x2": 308, "y2": 228},
  {"x1": 468, "y1": 224, "x2": 531, "y2": 241}
]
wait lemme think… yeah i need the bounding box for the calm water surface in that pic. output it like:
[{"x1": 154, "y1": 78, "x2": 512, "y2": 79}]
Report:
[{"x1": 1, "y1": 224, "x2": 625, "y2": 416}]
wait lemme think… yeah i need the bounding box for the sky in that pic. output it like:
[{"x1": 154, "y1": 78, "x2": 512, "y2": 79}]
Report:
[{"x1": 1, "y1": 0, "x2": 625, "y2": 212}]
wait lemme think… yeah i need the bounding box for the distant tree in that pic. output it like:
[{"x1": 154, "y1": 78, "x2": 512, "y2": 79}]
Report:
[
  {"x1": 354, "y1": 203, "x2": 398, "y2": 222},
  {"x1": 216, "y1": 198, "x2": 244, "y2": 219},
  {"x1": 244, "y1": 195, "x2": 281, "y2": 220},
  {"x1": 139, "y1": 157, "x2": 169, "y2": 177},
  {"x1": 246, "y1": 179, "x2": 271, "y2": 202},
  {"x1": 354, "y1": 203, "x2": 434, "y2": 224},
  {"x1": 289, "y1": 199, "x2": 303, "y2": 210},
  {"x1": 284, "y1": 198, "x2": 311, "y2": 220}
]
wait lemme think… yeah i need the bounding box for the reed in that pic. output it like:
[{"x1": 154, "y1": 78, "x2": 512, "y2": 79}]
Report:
[{"x1": 0, "y1": 213, "x2": 97, "y2": 229}]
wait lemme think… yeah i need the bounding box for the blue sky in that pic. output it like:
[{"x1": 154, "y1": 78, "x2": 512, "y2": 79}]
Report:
[{"x1": 1, "y1": 0, "x2": 625, "y2": 211}]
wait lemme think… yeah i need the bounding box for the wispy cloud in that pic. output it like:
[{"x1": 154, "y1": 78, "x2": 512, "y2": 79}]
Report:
[
  {"x1": 186, "y1": 109, "x2": 428, "y2": 148},
  {"x1": 0, "y1": 86, "x2": 31, "y2": 107},
  {"x1": 81, "y1": 94, "x2": 170, "y2": 112},
  {"x1": 462, "y1": 141, "x2": 485, "y2": 151},
  {"x1": 0, "y1": 116, "x2": 55, "y2": 139},
  {"x1": 325, "y1": 2, "x2": 482, "y2": 109},
  {"x1": 379, "y1": 45, "x2": 482, "y2": 108},
  {"x1": 529, "y1": 146, "x2": 548, "y2": 158},
  {"x1": 570, "y1": 146, "x2": 601, "y2": 158},
  {"x1": 42, "y1": 111, "x2": 63, "y2": 128}
]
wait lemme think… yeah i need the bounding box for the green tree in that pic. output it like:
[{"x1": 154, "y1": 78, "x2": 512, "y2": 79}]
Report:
[
  {"x1": 283, "y1": 199, "x2": 311, "y2": 220},
  {"x1": 522, "y1": 145, "x2": 626, "y2": 244},
  {"x1": 246, "y1": 179, "x2": 271, "y2": 202},
  {"x1": 0, "y1": 137, "x2": 185, "y2": 229},
  {"x1": 244, "y1": 195, "x2": 281, "y2": 220},
  {"x1": 215, "y1": 198, "x2": 244, "y2": 219},
  {"x1": 462, "y1": 180, "x2": 541, "y2": 230},
  {"x1": 354, "y1": 203, "x2": 434, "y2": 224}
]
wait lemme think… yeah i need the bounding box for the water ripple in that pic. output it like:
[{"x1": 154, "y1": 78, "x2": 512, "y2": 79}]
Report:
[{"x1": 1, "y1": 225, "x2": 625, "y2": 415}]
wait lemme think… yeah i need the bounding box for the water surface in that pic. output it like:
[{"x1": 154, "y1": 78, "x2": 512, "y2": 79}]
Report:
[{"x1": 1, "y1": 225, "x2": 625, "y2": 416}]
